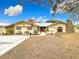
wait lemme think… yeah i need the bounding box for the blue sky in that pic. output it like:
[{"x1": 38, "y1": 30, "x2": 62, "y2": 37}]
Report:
[{"x1": 0, "y1": 0, "x2": 68, "y2": 24}]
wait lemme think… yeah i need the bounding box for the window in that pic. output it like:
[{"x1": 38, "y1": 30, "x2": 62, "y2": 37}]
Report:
[
  {"x1": 57, "y1": 27, "x2": 63, "y2": 32},
  {"x1": 27, "y1": 26, "x2": 32, "y2": 30},
  {"x1": 16, "y1": 26, "x2": 21, "y2": 30}
]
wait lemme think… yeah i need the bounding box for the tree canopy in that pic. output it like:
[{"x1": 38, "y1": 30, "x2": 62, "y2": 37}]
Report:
[
  {"x1": 19, "y1": 0, "x2": 79, "y2": 22},
  {"x1": 46, "y1": 20, "x2": 65, "y2": 23}
]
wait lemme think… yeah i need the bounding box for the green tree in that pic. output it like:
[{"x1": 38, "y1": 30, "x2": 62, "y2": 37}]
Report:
[
  {"x1": 19, "y1": 0, "x2": 79, "y2": 21},
  {"x1": 46, "y1": 20, "x2": 65, "y2": 23},
  {"x1": 7, "y1": 28, "x2": 14, "y2": 35}
]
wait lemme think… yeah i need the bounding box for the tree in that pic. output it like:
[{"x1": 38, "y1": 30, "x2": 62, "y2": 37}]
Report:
[
  {"x1": 66, "y1": 19, "x2": 75, "y2": 33},
  {"x1": 7, "y1": 28, "x2": 14, "y2": 35},
  {"x1": 52, "y1": 0, "x2": 79, "y2": 22},
  {"x1": 19, "y1": 0, "x2": 79, "y2": 21},
  {"x1": 46, "y1": 20, "x2": 65, "y2": 23}
]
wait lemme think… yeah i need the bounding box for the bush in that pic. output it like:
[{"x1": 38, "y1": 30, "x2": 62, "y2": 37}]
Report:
[
  {"x1": 16, "y1": 31, "x2": 22, "y2": 35},
  {"x1": 45, "y1": 28, "x2": 49, "y2": 33},
  {"x1": 24, "y1": 31, "x2": 29, "y2": 34},
  {"x1": 34, "y1": 29, "x2": 39, "y2": 35},
  {"x1": 7, "y1": 28, "x2": 14, "y2": 35}
]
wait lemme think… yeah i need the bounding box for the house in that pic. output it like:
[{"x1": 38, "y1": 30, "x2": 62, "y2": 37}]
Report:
[
  {"x1": 0, "y1": 22, "x2": 9, "y2": 34},
  {"x1": 6, "y1": 21, "x2": 34, "y2": 35},
  {"x1": 5, "y1": 19, "x2": 77, "y2": 35}
]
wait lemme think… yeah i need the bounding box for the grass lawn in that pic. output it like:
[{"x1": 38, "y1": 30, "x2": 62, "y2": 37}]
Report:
[{"x1": 0, "y1": 33, "x2": 79, "y2": 59}]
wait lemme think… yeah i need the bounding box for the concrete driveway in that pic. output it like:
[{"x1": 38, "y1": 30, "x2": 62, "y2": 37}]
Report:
[
  {"x1": 0, "y1": 35, "x2": 29, "y2": 56},
  {"x1": 0, "y1": 34, "x2": 79, "y2": 59}
]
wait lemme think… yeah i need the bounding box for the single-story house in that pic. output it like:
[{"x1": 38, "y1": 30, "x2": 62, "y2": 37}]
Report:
[
  {"x1": 4, "y1": 19, "x2": 78, "y2": 35},
  {"x1": 34, "y1": 22, "x2": 66, "y2": 34},
  {"x1": 0, "y1": 22, "x2": 9, "y2": 34}
]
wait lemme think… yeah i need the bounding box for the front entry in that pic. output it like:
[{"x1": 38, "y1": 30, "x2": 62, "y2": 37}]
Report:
[
  {"x1": 40, "y1": 27, "x2": 46, "y2": 32},
  {"x1": 57, "y1": 27, "x2": 63, "y2": 32}
]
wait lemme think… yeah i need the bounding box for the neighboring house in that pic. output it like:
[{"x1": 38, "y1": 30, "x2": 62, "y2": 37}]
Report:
[
  {"x1": 0, "y1": 23, "x2": 9, "y2": 34},
  {"x1": 5, "y1": 19, "x2": 79, "y2": 35}
]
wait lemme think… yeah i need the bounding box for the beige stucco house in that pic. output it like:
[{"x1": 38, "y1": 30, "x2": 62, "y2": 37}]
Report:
[
  {"x1": 5, "y1": 20, "x2": 70, "y2": 35},
  {"x1": 1, "y1": 19, "x2": 78, "y2": 35},
  {"x1": 34, "y1": 22, "x2": 66, "y2": 34},
  {"x1": 0, "y1": 23, "x2": 9, "y2": 34}
]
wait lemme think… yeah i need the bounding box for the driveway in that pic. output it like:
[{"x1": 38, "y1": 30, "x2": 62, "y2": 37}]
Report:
[
  {"x1": 0, "y1": 35, "x2": 29, "y2": 56},
  {"x1": 0, "y1": 34, "x2": 79, "y2": 59}
]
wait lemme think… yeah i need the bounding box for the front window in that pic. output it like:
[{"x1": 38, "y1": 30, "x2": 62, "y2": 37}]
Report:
[
  {"x1": 57, "y1": 27, "x2": 63, "y2": 32},
  {"x1": 27, "y1": 26, "x2": 32, "y2": 30},
  {"x1": 16, "y1": 26, "x2": 21, "y2": 30}
]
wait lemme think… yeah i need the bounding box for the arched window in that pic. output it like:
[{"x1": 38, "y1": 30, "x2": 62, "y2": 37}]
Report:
[{"x1": 57, "y1": 27, "x2": 63, "y2": 32}]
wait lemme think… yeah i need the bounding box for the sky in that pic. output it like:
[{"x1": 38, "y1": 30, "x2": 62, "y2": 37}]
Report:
[{"x1": 0, "y1": 0, "x2": 68, "y2": 24}]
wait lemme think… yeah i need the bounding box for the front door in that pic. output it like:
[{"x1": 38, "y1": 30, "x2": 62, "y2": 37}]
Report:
[{"x1": 40, "y1": 27, "x2": 46, "y2": 32}]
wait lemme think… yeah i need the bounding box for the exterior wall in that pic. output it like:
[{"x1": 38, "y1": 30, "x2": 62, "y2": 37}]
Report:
[
  {"x1": 6, "y1": 25, "x2": 14, "y2": 34},
  {"x1": 14, "y1": 22, "x2": 33, "y2": 34},
  {"x1": 0, "y1": 26, "x2": 6, "y2": 34},
  {"x1": 75, "y1": 27, "x2": 79, "y2": 32},
  {"x1": 5, "y1": 22, "x2": 68, "y2": 35},
  {"x1": 49, "y1": 23, "x2": 66, "y2": 33}
]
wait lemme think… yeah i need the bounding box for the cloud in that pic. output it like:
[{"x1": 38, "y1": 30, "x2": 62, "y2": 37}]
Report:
[
  {"x1": 31, "y1": 17, "x2": 36, "y2": 20},
  {"x1": 37, "y1": 16, "x2": 46, "y2": 20},
  {"x1": 37, "y1": 16, "x2": 43, "y2": 21},
  {"x1": 50, "y1": 9, "x2": 54, "y2": 14},
  {"x1": 30, "y1": 16, "x2": 49, "y2": 22},
  {"x1": 37, "y1": 16, "x2": 49, "y2": 22},
  {"x1": 4, "y1": 5, "x2": 23, "y2": 16}
]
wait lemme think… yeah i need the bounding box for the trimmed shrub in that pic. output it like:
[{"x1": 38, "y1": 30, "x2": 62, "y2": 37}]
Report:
[
  {"x1": 34, "y1": 29, "x2": 39, "y2": 35},
  {"x1": 24, "y1": 31, "x2": 29, "y2": 34},
  {"x1": 16, "y1": 31, "x2": 22, "y2": 35},
  {"x1": 45, "y1": 28, "x2": 49, "y2": 33}
]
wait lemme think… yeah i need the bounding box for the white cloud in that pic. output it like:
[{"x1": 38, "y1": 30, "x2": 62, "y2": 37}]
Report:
[
  {"x1": 31, "y1": 17, "x2": 36, "y2": 20},
  {"x1": 29, "y1": 16, "x2": 49, "y2": 22},
  {"x1": 37, "y1": 16, "x2": 46, "y2": 20},
  {"x1": 37, "y1": 16, "x2": 43, "y2": 21},
  {"x1": 37, "y1": 16, "x2": 49, "y2": 22},
  {"x1": 4, "y1": 5, "x2": 23, "y2": 16}
]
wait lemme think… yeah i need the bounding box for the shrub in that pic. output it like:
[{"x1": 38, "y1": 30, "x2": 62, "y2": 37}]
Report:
[
  {"x1": 24, "y1": 31, "x2": 29, "y2": 34},
  {"x1": 45, "y1": 28, "x2": 49, "y2": 33},
  {"x1": 7, "y1": 28, "x2": 14, "y2": 35},
  {"x1": 34, "y1": 29, "x2": 39, "y2": 35},
  {"x1": 16, "y1": 31, "x2": 22, "y2": 35}
]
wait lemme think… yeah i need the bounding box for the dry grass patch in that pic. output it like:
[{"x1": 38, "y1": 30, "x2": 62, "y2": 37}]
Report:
[
  {"x1": 61, "y1": 33, "x2": 79, "y2": 40},
  {"x1": 1, "y1": 35, "x2": 79, "y2": 59}
]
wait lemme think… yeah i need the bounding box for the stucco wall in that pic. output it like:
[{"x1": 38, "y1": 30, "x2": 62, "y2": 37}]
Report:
[
  {"x1": 0, "y1": 26, "x2": 6, "y2": 34},
  {"x1": 49, "y1": 23, "x2": 66, "y2": 33},
  {"x1": 14, "y1": 22, "x2": 33, "y2": 34},
  {"x1": 75, "y1": 27, "x2": 79, "y2": 32}
]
